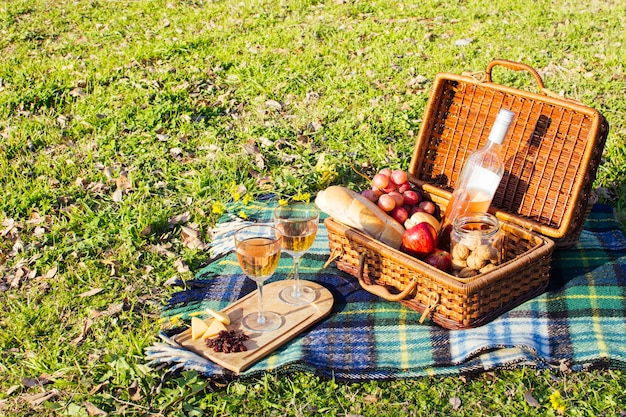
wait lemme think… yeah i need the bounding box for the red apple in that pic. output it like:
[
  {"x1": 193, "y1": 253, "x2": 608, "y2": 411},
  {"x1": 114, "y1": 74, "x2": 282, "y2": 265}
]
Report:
[
  {"x1": 377, "y1": 193, "x2": 396, "y2": 212},
  {"x1": 382, "y1": 179, "x2": 398, "y2": 193},
  {"x1": 391, "y1": 206, "x2": 409, "y2": 224},
  {"x1": 397, "y1": 181, "x2": 412, "y2": 193},
  {"x1": 423, "y1": 249, "x2": 452, "y2": 273},
  {"x1": 402, "y1": 222, "x2": 438, "y2": 257},
  {"x1": 371, "y1": 173, "x2": 390, "y2": 191},
  {"x1": 402, "y1": 190, "x2": 421, "y2": 206},
  {"x1": 361, "y1": 189, "x2": 380, "y2": 202},
  {"x1": 390, "y1": 169, "x2": 408, "y2": 185},
  {"x1": 388, "y1": 191, "x2": 404, "y2": 207},
  {"x1": 418, "y1": 200, "x2": 437, "y2": 215}
]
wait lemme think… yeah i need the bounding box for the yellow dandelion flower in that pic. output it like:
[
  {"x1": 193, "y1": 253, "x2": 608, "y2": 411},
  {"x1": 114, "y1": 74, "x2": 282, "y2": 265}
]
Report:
[
  {"x1": 278, "y1": 198, "x2": 289, "y2": 206},
  {"x1": 549, "y1": 390, "x2": 566, "y2": 414},
  {"x1": 238, "y1": 210, "x2": 248, "y2": 220},
  {"x1": 293, "y1": 192, "x2": 311, "y2": 202},
  {"x1": 212, "y1": 202, "x2": 226, "y2": 215},
  {"x1": 242, "y1": 193, "x2": 253, "y2": 205}
]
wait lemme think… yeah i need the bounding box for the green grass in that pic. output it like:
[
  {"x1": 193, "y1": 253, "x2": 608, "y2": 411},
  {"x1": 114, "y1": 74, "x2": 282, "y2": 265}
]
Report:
[{"x1": 1, "y1": 0, "x2": 625, "y2": 415}]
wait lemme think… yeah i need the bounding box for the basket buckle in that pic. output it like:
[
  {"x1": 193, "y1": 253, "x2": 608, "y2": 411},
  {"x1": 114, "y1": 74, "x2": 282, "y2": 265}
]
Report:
[{"x1": 419, "y1": 292, "x2": 441, "y2": 324}]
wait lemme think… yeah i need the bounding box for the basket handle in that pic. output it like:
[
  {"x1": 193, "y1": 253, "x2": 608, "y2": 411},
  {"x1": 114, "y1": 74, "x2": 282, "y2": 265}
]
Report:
[
  {"x1": 355, "y1": 253, "x2": 418, "y2": 301},
  {"x1": 485, "y1": 59, "x2": 546, "y2": 91},
  {"x1": 484, "y1": 59, "x2": 582, "y2": 101}
]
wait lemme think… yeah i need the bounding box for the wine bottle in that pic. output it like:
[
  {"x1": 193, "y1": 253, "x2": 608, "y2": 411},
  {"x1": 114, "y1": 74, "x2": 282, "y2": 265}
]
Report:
[{"x1": 439, "y1": 109, "x2": 515, "y2": 246}]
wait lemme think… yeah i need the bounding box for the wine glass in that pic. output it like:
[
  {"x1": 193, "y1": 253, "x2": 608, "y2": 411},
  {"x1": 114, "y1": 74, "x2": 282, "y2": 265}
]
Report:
[
  {"x1": 273, "y1": 202, "x2": 320, "y2": 305},
  {"x1": 234, "y1": 224, "x2": 283, "y2": 332}
]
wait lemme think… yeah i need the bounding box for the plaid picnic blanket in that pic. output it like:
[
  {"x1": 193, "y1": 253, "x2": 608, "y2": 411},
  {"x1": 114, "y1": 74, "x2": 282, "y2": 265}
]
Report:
[{"x1": 145, "y1": 199, "x2": 626, "y2": 381}]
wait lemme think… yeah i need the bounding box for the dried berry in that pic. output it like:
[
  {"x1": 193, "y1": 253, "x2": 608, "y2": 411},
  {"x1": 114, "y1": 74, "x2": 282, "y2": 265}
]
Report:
[{"x1": 206, "y1": 330, "x2": 250, "y2": 353}]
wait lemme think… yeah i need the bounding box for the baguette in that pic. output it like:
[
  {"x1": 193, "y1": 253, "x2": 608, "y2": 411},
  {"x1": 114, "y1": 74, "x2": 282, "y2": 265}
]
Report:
[{"x1": 315, "y1": 185, "x2": 405, "y2": 249}]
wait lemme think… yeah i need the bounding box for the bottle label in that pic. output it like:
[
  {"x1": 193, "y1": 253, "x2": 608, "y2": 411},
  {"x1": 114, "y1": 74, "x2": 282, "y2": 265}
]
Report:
[{"x1": 465, "y1": 166, "x2": 501, "y2": 200}]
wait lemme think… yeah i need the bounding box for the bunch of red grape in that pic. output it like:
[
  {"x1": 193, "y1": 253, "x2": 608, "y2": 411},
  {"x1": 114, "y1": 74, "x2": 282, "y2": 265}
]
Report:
[{"x1": 361, "y1": 168, "x2": 437, "y2": 225}]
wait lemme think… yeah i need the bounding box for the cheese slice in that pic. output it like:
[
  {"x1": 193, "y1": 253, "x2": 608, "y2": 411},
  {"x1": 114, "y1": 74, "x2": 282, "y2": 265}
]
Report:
[
  {"x1": 203, "y1": 318, "x2": 228, "y2": 339},
  {"x1": 205, "y1": 307, "x2": 231, "y2": 325},
  {"x1": 191, "y1": 317, "x2": 209, "y2": 340}
]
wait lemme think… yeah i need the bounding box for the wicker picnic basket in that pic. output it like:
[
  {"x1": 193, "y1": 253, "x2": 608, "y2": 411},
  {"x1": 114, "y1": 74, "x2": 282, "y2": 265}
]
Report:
[{"x1": 325, "y1": 59, "x2": 609, "y2": 329}]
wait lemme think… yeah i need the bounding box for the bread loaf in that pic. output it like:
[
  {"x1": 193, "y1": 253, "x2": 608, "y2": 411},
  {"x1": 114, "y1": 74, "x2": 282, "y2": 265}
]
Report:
[{"x1": 315, "y1": 186, "x2": 404, "y2": 249}]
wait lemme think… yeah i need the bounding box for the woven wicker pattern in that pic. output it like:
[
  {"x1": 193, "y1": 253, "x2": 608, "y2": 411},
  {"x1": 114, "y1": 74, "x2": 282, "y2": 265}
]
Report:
[
  {"x1": 409, "y1": 60, "x2": 608, "y2": 247},
  {"x1": 326, "y1": 217, "x2": 553, "y2": 329}
]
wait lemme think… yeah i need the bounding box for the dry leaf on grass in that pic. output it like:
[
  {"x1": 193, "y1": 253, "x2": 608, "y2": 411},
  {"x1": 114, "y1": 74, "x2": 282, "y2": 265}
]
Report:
[
  {"x1": 168, "y1": 212, "x2": 190, "y2": 227},
  {"x1": 524, "y1": 390, "x2": 540, "y2": 407},
  {"x1": 91, "y1": 302, "x2": 124, "y2": 318},
  {"x1": 84, "y1": 401, "x2": 107, "y2": 416},
  {"x1": 174, "y1": 258, "x2": 189, "y2": 273},
  {"x1": 22, "y1": 389, "x2": 59, "y2": 406},
  {"x1": 181, "y1": 226, "x2": 207, "y2": 250},
  {"x1": 71, "y1": 318, "x2": 93, "y2": 346},
  {"x1": 6, "y1": 385, "x2": 20, "y2": 395},
  {"x1": 112, "y1": 188, "x2": 123, "y2": 202},
  {"x1": 128, "y1": 380, "x2": 142, "y2": 401},
  {"x1": 449, "y1": 396, "x2": 462, "y2": 410},
  {"x1": 43, "y1": 266, "x2": 58, "y2": 279},
  {"x1": 79, "y1": 288, "x2": 103, "y2": 297},
  {"x1": 151, "y1": 244, "x2": 177, "y2": 258}
]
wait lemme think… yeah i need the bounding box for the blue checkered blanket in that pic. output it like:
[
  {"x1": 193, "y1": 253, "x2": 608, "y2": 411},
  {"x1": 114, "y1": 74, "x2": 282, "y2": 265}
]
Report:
[{"x1": 145, "y1": 200, "x2": 626, "y2": 381}]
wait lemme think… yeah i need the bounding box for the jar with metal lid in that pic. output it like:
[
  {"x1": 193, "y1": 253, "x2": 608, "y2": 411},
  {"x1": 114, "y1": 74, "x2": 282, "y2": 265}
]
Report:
[{"x1": 450, "y1": 212, "x2": 503, "y2": 278}]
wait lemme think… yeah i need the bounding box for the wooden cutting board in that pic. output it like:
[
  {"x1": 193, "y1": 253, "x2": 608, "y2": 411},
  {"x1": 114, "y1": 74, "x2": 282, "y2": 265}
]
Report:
[{"x1": 173, "y1": 280, "x2": 334, "y2": 373}]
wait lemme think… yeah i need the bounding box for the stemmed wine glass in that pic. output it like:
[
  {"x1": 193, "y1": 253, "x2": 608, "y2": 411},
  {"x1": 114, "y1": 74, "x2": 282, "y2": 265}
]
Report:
[
  {"x1": 234, "y1": 224, "x2": 283, "y2": 332},
  {"x1": 273, "y1": 202, "x2": 319, "y2": 305}
]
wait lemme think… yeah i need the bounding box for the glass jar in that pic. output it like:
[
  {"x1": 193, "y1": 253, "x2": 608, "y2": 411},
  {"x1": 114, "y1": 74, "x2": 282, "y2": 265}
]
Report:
[{"x1": 450, "y1": 212, "x2": 503, "y2": 278}]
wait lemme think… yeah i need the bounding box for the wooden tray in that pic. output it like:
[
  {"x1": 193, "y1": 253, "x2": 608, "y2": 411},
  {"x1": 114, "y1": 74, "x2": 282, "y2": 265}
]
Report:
[{"x1": 173, "y1": 280, "x2": 334, "y2": 373}]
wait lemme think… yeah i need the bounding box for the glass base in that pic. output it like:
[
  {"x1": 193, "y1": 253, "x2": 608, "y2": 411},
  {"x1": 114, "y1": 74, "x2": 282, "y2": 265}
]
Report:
[
  {"x1": 279, "y1": 284, "x2": 316, "y2": 306},
  {"x1": 241, "y1": 311, "x2": 282, "y2": 332}
]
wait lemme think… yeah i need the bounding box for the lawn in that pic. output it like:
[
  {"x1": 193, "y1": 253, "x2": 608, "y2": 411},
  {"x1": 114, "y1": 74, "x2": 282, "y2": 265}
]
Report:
[{"x1": 1, "y1": 0, "x2": 625, "y2": 415}]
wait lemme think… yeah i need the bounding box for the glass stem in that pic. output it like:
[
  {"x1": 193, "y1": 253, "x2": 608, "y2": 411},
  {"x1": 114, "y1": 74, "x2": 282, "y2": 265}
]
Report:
[
  {"x1": 292, "y1": 255, "x2": 301, "y2": 297},
  {"x1": 256, "y1": 282, "x2": 266, "y2": 324}
]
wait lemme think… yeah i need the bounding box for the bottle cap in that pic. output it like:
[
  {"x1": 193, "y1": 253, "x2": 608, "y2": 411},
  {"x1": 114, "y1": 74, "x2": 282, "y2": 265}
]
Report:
[
  {"x1": 496, "y1": 109, "x2": 515, "y2": 124},
  {"x1": 488, "y1": 109, "x2": 515, "y2": 144}
]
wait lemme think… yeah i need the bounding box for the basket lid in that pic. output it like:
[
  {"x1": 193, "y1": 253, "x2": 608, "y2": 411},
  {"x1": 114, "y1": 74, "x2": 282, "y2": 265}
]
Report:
[{"x1": 408, "y1": 60, "x2": 609, "y2": 240}]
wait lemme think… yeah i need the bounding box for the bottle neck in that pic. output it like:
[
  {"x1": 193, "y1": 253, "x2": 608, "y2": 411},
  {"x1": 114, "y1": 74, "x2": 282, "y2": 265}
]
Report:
[{"x1": 487, "y1": 117, "x2": 512, "y2": 145}]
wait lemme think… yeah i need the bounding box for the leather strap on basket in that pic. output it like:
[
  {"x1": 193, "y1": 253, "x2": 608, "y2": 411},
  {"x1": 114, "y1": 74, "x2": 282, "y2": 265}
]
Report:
[
  {"x1": 419, "y1": 292, "x2": 441, "y2": 324},
  {"x1": 323, "y1": 247, "x2": 343, "y2": 269},
  {"x1": 355, "y1": 253, "x2": 418, "y2": 302}
]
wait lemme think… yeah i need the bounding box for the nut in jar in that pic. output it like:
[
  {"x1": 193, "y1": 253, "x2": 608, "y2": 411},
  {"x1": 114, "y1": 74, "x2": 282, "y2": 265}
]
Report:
[{"x1": 450, "y1": 212, "x2": 502, "y2": 278}]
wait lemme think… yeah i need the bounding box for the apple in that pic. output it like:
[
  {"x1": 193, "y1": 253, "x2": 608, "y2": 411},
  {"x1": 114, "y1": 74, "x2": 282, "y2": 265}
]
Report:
[
  {"x1": 390, "y1": 169, "x2": 408, "y2": 185},
  {"x1": 404, "y1": 211, "x2": 441, "y2": 233},
  {"x1": 388, "y1": 191, "x2": 404, "y2": 207},
  {"x1": 377, "y1": 193, "x2": 396, "y2": 212},
  {"x1": 402, "y1": 190, "x2": 421, "y2": 206},
  {"x1": 418, "y1": 200, "x2": 437, "y2": 215},
  {"x1": 362, "y1": 189, "x2": 380, "y2": 202},
  {"x1": 371, "y1": 173, "x2": 390, "y2": 190},
  {"x1": 382, "y1": 179, "x2": 398, "y2": 193},
  {"x1": 423, "y1": 249, "x2": 452, "y2": 273},
  {"x1": 391, "y1": 206, "x2": 409, "y2": 224},
  {"x1": 402, "y1": 222, "x2": 438, "y2": 257},
  {"x1": 397, "y1": 181, "x2": 412, "y2": 193}
]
